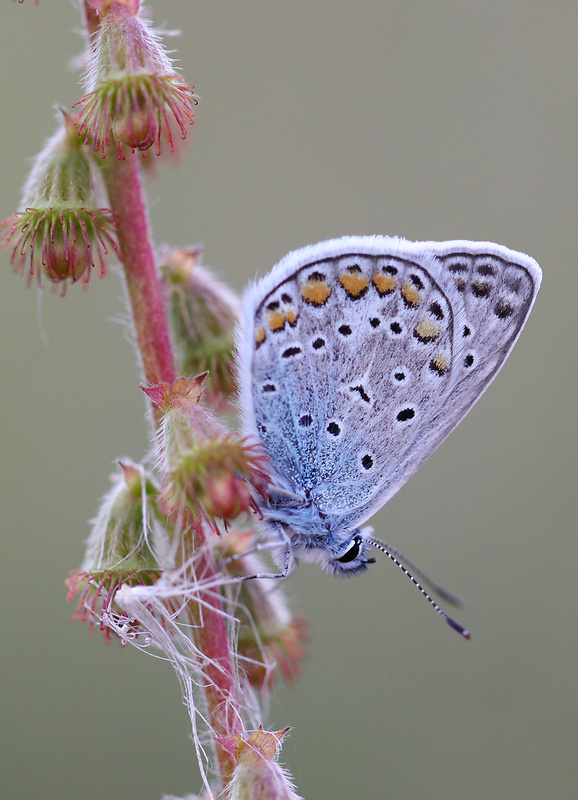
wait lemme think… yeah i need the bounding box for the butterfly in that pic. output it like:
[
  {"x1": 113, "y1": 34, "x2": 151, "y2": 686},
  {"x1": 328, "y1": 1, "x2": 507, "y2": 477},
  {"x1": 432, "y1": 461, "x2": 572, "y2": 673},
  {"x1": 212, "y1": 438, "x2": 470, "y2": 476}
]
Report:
[{"x1": 236, "y1": 237, "x2": 542, "y2": 635}]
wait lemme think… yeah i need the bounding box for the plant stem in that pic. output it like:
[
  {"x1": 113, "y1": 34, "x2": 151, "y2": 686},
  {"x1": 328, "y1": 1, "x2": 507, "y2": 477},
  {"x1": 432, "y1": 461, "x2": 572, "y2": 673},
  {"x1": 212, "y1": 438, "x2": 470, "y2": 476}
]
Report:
[
  {"x1": 101, "y1": 151, "x2": 176, "y2": 425},
  {"x1": 184, "y1": 529, "x2": 242, "y2": 786},
  {"x1": 102, "y1": 149, "x2": 242, "y2": 789}
]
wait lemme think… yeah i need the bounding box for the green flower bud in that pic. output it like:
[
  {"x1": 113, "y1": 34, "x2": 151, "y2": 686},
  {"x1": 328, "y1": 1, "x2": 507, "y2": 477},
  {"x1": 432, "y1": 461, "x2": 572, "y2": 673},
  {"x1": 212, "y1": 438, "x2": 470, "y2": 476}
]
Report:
[
  {"x1": 66, "y1": 459, "x2": 171, "y2": 641},
  {"x1": 1, "y1": 109, "x2": 118, "y2": 292},
  {"x1": 161, "y1": 247, "x2": 240, "y2": 409}
]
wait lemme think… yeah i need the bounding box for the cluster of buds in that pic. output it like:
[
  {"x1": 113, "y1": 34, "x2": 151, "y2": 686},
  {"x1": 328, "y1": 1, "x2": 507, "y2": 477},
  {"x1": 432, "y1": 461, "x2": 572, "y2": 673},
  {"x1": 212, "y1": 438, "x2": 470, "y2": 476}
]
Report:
[
  {"x1": 66, "y1": 459, "x2": 172, "y2": 642},
  {"x1": 69, "y1": 378, "x2": 309, "y2": 684},
  {"x1": 1, "y1": 108, "x2": 118, "y2": 292},
  {"x1": 161, "y1": 246, "x2": 240, "y2": 409},
  {"x1": 5, "y1": 4, "x2": 312, "y2": 796},
  {"x1": 75, "y1": 0, "x2": 197, "y2": 158},
  {"x1": 144, "y1": 376, "x2": 270, "y2": 531}
]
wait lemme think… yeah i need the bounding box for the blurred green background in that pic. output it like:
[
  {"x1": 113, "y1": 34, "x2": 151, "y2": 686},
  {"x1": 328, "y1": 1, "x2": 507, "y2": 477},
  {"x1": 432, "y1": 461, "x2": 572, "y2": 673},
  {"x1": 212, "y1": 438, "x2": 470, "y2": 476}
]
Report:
[{"x1": 1, "y1": 2, "x2": 577, "y2": 799}]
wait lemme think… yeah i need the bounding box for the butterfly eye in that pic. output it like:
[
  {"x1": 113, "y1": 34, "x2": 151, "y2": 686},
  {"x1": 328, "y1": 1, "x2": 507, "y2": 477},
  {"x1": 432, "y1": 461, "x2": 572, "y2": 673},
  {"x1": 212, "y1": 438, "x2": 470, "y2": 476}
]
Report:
[{"x1": 336, "y1": 535, "x2": 362, "y2": 563}]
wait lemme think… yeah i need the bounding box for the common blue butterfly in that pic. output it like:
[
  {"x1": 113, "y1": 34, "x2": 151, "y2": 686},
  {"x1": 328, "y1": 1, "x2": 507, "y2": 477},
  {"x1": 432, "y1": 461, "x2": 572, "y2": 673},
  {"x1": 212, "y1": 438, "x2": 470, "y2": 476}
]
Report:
[{"x1": 237, "y1": 237, "x2": 541, "y2": 635}]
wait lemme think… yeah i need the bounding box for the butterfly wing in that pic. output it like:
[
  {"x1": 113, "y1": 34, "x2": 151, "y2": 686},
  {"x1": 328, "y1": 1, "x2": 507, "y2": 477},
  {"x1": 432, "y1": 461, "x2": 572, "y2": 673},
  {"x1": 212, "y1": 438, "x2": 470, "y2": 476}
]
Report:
[{"x1": 238, "y1": 237, "x2": 541, "y2": 532}]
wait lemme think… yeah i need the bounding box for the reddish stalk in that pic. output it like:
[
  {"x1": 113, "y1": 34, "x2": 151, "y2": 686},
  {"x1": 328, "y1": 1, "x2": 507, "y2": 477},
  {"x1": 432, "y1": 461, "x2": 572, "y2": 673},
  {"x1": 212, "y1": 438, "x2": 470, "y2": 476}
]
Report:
[
  {"x1": 100, "y1": 152, "x2": 176, "y2": 424},
  {"x1": 82, "y1": 5, "x2": 246, "y2": 791},
  {"x1": 183, "y1": 528, "x2": 243, "y2": 784}
]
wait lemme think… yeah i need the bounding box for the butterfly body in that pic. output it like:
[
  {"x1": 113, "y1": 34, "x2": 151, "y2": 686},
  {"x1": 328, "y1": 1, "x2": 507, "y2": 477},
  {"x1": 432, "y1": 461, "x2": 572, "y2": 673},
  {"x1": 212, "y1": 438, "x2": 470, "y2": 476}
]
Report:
[{"x1": 237, "y1": 236, "x2": 541, "y2": 578}]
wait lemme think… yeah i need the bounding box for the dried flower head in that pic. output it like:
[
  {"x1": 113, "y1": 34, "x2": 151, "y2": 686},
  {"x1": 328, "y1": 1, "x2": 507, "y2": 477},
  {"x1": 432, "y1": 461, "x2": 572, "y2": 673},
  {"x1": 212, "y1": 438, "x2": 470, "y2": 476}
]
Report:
[
  {"x1": 66, "y1": 459, "x2": 172, "y2": 641},
  {"x1": 88, "y1": 0, "x2": 140, "y2": 12},
  {"x1": 220, "y1": 530, "x2": 308, "y2": 688},
  {"x1": 1, "y1": 108, "x2": 118, "y2": 292},
  {"x1": 144, "y1": 377, "x2": 270, "y2": 531},
  {"x1": 75, "y1": 2, "x2": 197, "y2": 158},
  {"x1": 161, "y1": 246, "x2": 240, "y2": 408},
  {"x1": 219, "y1": 728, "x2": 302, "y2": 800}
]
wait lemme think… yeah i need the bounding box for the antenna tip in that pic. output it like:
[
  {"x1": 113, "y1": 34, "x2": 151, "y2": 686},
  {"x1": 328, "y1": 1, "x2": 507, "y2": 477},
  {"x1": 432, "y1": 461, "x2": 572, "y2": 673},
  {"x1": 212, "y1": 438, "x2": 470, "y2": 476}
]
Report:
[{"x1": 446, "y1": 616, "x2": 471, "y2": 640}]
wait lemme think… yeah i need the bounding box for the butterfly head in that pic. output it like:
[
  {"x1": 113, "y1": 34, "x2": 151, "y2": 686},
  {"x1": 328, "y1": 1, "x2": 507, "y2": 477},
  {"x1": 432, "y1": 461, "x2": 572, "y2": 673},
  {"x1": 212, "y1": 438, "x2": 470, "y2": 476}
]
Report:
[
  {"x1": 287, "y1": 528, "x2": 376, "y2": 577},
  {"x1": 325, "y1": 531, "x2": 377, "y2": 576},
  {"x1": 261, "y1": 489, "x2": 376, "y2": 576}
]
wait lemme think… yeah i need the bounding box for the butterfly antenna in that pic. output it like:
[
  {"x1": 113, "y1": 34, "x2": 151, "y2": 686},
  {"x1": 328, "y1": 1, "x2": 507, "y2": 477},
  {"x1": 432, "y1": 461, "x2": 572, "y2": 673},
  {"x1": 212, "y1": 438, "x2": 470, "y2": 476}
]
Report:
[
  {"x1": 366, "y1": 535, "x2": 463, "y2": 607},
  {"x1": 366, "y1": 537, "x2": 470, "y2": 640}
]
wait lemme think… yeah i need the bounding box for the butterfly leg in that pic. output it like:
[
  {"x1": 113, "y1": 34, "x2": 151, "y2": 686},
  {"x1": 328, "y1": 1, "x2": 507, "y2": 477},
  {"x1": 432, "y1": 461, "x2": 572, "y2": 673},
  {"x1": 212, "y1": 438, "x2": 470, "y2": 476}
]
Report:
[{"x1": 222, "y1": 523, "x2": 295, "y2": 581}]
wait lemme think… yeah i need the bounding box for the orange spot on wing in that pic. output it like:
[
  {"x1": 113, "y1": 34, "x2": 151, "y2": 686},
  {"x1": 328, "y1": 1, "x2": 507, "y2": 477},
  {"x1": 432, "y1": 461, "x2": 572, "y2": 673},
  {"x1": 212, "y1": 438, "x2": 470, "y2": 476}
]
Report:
[
  {"x1": 431, "y1": 352, "x2": 448, "y2": 373},
  {"x1": 339, "y1": 271, "x2": 369, "y2": 298},
  {"x1": 401, "y1": 281, "x2": 421, "y2": 307},
  {"x1": 414, "y1": 319, "x2": 442, "y2": 341},
  {"x1": 255, "y1": 328, "x2": 266, "y2": 345},
  {"x1": 267, "y1": 309, "x2": 286, "y2": 331},
  {"x1": 373, "y1": 272, "x2": 397, "y2": 295},
  {"x1": 301, "y1": 278, "x2": 332, "y2": 306}
]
